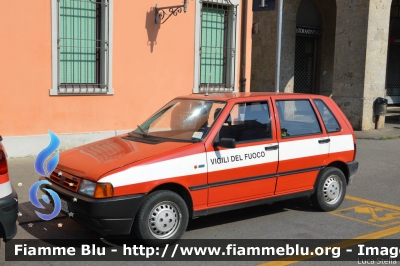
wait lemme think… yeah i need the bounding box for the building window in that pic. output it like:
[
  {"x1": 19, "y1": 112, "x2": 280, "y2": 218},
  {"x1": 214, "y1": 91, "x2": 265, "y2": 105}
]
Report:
[
  {"x1": 194, "y1": 0, "x2": 238, "y2": 93},
  {"x1": 51, "y1": 0, "x2": 113, "y2": 95}
]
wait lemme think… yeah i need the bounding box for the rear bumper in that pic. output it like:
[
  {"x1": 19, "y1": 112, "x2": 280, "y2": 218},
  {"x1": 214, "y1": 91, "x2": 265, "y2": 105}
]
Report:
[
  {"x1": 42, "y1": 182, "x2": 146, "y2": 236},
  {"x1": 347, "y1": 161, "x2": 359, "y2": 185},
  {"x1": 0, "y1": 186, "x2": 18, "y2": 241}
]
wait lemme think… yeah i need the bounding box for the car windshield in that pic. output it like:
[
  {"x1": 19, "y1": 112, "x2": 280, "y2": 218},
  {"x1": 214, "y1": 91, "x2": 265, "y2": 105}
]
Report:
[{"x1": 132, "y1": 99, "x2": 226, "y2": 142}]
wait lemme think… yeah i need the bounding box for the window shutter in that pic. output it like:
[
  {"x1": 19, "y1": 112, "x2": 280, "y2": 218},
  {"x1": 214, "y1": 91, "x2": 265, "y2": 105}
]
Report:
[{"x1": 200, "y1": 7, "x2": 226, "y2": 85}]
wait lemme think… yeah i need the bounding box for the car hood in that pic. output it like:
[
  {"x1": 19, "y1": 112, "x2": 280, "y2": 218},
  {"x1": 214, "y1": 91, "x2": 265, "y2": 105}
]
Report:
[{"x1": 55, "y1": 135, "x2": 192, "y2": 181}]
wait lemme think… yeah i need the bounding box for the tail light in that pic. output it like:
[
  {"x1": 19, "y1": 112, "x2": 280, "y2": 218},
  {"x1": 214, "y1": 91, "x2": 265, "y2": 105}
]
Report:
[{"x1": 0, "y1": 149, "x2": 8, "y2": 175}]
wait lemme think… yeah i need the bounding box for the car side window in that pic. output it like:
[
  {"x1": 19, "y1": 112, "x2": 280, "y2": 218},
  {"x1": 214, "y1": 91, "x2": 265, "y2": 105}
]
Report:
[
  {"x1": 218, "y1": 101, "x2": 272, "y2": 142},
  {"x1": 314, "y1": 99, "x2": 341, "y2": 133},
  {"x1": 276, "y1": 100, "x2": 322, "y2": 138}
]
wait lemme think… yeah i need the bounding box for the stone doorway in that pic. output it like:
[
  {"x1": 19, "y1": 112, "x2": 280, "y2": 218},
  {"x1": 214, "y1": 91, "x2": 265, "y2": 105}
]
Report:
[
  {"x1": 386, "y1": 0, "x2": 400, "y2": 105},
  {"x1": 294, "y1": 0, "x2": 320, "y2": 94}
]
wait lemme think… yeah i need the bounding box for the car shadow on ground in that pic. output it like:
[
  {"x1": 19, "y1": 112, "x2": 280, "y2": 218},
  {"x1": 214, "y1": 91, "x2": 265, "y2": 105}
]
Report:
[
  {"x1": 15, "y1": 196, "x2": 319, "y2": 245},
  {"x1": 17, "y1": 201, "x2": 102, "y2": 240},
  {"x1": 186, "y1": 196, "x2": 318, "y2": 232}
]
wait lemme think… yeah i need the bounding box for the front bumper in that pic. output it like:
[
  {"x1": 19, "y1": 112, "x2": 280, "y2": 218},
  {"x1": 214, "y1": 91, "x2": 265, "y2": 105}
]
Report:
[
  {"x1": 42, "y1": 182, "x2": 146, "y2": 236},
  {"x1": 0, "y1": 186, "x2": 18, "y2": 241},
  {"x1": 347, "y1": 161, "x2": 359, "y2": 185}
]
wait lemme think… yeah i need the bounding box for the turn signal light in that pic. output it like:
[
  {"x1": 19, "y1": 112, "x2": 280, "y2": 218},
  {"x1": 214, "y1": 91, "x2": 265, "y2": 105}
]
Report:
[{"x1": 94, "y1": 183, "x2": 113, "y2": 198}]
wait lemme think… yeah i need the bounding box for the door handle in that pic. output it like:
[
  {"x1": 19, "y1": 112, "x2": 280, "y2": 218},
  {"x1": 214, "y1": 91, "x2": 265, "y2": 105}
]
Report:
[
  {"x1": 318, "y1": 138, "x2": 330, "y2": 144},
  {"x1": 265, "y1": 145, "x2": 279, "y2": 151}
]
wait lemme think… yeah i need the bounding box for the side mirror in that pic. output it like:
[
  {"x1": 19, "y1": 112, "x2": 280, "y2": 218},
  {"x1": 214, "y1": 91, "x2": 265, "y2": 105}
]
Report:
[{"x1": 217, "y1": 138, "x2": 236, "y2": 149}]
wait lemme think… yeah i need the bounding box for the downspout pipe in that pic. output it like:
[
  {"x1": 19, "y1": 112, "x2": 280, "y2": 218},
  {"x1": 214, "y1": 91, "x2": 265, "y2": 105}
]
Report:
[
  {"x1": 275, "y1": 0, "x2": 283, "y2": 93},
  {"x1": 240, "y1": 0, "x2": 248, "y2": 92}
]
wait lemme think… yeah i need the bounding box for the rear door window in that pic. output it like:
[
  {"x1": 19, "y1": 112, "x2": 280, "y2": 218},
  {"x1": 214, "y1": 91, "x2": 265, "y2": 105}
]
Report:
[
  {"x1": 276, "y1": 100, "x2": 322, "y2": 137},
  {"x1": 314, "y1": 99, "x2": 341, "y2": 133}
]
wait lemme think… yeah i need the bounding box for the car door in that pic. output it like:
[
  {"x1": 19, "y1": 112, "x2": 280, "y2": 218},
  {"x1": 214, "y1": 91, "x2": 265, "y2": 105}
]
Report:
[
  {"x1": 205, "y1": 100, "x2": 279, "y2": 207},
  {"x1": 273, "y1": 96, "x2": 330, "y2": 195},
  {"x1": 313, "y1": 98, "x2": 355, "y2": 163}
]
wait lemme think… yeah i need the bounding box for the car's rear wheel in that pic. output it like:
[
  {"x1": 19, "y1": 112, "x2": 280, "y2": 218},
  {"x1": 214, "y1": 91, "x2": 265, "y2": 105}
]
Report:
[
  {"x1": 311, "y1": 167, "x2": 346, "y2": 212},
  {"x1": 134, "y1": 190, "x2": 188, "y2": 246}
]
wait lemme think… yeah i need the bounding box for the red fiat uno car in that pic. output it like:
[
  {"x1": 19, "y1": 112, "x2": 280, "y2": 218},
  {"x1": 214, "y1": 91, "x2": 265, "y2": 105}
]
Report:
[{"x1": 41, "y1": 93, "x2": 358, "y2": 245}]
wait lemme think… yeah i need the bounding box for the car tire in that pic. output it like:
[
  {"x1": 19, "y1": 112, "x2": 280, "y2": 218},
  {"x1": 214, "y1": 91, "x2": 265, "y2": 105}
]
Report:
[
  {"x1": 311, "y1": 167, "x2": 347, "y2": 212},
  {"x1": 134, "y1": 190, "x2": 189, "y2": 246}
]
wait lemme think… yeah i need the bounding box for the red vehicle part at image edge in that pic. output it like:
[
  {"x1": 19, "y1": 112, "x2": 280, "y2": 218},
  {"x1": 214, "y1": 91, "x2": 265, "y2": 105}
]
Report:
[
  {"x1": 40, "y1": 92, "x2": 359, "y2": 246},
  {"x1": 0, "y1": 135, "x2": 18, "y2": 241}
]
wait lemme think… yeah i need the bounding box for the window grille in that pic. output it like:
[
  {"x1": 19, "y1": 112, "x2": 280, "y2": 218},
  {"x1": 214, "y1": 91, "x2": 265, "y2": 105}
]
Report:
[
  {"x1": 57, "y1": 0, "x2": 109, "y2": 94},
  {"x1": 294, "y1": 35, "x2": 317, "y2": 94},
  {"x1": 199, "y1": 1, "x2": 237, "y2": 93}
]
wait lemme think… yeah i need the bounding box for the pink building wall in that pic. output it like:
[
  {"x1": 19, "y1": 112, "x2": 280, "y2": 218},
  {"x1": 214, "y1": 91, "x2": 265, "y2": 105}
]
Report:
[{"x1": 0, "y1": 0, "x2": 253, "y2": 157}]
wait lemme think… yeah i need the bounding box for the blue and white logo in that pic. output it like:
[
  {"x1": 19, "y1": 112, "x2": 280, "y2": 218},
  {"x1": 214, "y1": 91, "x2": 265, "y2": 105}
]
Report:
[
  {"x1": 29, "y1": 130, "x2": 62, "y2": 221},
  {"x1": 34, "y1": 130, "x2": 60, "y2": 177}
]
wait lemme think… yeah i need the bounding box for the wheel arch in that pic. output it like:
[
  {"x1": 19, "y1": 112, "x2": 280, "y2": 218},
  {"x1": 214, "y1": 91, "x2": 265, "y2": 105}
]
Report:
[
  {"x1": 325, "y1": 161, "x2": 350, "y2": 184},
  {"x1": 149, "y1": 183, "x2": 194, "y2": 218},
  {"x1": 0, "y1": 223, "x2": 4, "y2": 239}
]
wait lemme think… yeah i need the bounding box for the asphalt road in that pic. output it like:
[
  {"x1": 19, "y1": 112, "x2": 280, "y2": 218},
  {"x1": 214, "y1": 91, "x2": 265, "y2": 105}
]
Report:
[{"x1": 1, "y1": 138, "x2": 400, "y2": 266}]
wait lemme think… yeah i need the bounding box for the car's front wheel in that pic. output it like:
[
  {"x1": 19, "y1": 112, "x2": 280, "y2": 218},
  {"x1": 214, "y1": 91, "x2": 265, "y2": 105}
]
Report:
[
  {"x1": 134, "y1": 190, "x2": 188, "y2": 246},
  {"x1": 311, "y1": 167, "x2": 347, "y2": 212}
]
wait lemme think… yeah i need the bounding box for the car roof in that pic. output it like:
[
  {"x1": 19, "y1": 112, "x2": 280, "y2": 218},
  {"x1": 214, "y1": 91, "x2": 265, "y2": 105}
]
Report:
[{"x1": 176, "y1": 92, "x2": 316, "y2": 101}]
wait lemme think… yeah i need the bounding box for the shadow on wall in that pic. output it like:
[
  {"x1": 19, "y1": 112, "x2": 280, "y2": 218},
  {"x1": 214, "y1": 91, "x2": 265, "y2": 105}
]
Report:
[{"x1": 146, "y1": 7, "x2": 160, "y2": 53}]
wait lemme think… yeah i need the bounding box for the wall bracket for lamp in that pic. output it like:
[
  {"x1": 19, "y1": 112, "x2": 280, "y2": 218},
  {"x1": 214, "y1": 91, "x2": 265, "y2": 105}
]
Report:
[
  {"x1": 155, "y1": 0, "x2": 188, "y2": 24},
  {"x1": 252, "y1": 0, "x2": 275, "y2": 11}
]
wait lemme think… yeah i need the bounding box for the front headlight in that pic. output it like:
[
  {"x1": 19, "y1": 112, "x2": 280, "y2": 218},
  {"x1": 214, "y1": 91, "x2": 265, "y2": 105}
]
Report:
[
  {"x1": 78, "y1": 179, "x2": 96, "y2": 197},
  {"x1": 78, "y1": 179, "x2": 114, "y2": 198}
]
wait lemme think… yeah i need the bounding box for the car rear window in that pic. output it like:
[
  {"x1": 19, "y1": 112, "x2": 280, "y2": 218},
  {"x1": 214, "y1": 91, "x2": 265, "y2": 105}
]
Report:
[{"x1": 314, "y1": 99, "x2": 341, "y2": 133}]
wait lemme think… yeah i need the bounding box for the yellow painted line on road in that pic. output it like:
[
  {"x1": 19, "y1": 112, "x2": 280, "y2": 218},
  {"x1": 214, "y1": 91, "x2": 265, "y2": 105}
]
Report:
[
  {"x1": 259, "y1": 195, "x2": 400, "y2": 266},
  {"x1": 345, "y1": 195, "x2": 400, "y2": 211},
  {"x1": 258, "y1": 225, "x2": 400, "y2": 266}
]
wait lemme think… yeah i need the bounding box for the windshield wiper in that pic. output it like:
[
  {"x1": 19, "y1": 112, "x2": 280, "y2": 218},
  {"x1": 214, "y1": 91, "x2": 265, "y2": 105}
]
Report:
[{"x1": 136, "y1": 125, "x2": 148, "y2": 137}]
